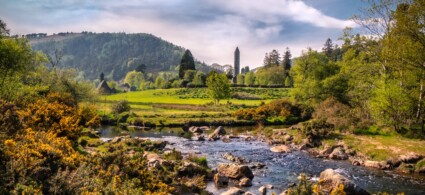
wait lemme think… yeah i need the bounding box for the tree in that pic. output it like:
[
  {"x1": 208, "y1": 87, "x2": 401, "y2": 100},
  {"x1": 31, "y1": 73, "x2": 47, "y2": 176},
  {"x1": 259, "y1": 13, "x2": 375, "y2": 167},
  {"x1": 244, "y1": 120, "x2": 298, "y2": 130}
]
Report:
[
  {"x1": 179, "y1": 49, "x2": 196, "y2": 79},
  {"x1": 192, "y1": 71, "x2": 206, "y2": 86},
  {"x1": 0, "y1": 19, "x2": 9, "y2": 36},
  {"x1": 0, "y1": 37, "x2": 34, "y2": 100},
  {"x1": 135, "y1": 64, "x2": 146, "y2": 73},
  {"x1": 183, "y1": 69, "x2": 196, "y2": 82},
  {"x1": 244, "y1": 72, "x2": 255, "y2": 86},
  {"x1": 124, "y1": 70, "x2": 144, "y2": 89},
  {"x1": 206, "y1": 72, "x2": 231, "y2": 104},
  {"x1": 322, "y1": 38, "x2": 334, "y2": 58},
  {"x1": 236, "y1": 74, "x2": 244, "y2": 85},
  {"x1": 282, "y1": 47, "x2": 292, "y2": 79}
]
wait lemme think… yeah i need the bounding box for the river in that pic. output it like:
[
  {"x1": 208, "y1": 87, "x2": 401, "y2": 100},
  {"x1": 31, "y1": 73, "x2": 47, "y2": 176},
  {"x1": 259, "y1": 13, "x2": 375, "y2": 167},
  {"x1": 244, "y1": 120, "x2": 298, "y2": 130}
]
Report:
[{"x1": 101, "y1": 126, "x2": 425, "y2": 195}]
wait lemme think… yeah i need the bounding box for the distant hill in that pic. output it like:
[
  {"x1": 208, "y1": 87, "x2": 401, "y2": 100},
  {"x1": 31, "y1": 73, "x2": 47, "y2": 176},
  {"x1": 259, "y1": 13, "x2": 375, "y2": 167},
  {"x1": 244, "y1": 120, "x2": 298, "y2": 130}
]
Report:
[{"x1": 30, "y1": 32, "x2": 210, "y2": 80}]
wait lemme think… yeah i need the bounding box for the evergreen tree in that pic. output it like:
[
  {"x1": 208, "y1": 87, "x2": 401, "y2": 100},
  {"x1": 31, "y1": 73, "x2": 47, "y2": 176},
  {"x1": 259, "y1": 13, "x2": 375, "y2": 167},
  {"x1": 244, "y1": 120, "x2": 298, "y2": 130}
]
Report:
[
  {"x1": 282, "y1": 47, "x2": 292, "y2": 75},
  {"x1": 269, "y1": 49, "x2": 281, "y2": 66},
  {"x1": 322, "y1": 38, "x2": 334, "y2": 58},
  {"x1": 179, "y1": 49, "x2": 196, "y2": 79}
]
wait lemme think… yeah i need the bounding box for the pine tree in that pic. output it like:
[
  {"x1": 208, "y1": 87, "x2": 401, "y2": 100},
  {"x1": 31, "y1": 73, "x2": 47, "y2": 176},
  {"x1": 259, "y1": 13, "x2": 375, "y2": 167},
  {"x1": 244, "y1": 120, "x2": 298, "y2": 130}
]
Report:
[
  {"x1": 179, "y1": 50, "x2": 196, "y2": 79},
  {"x1": 322, "y1": 38, "x2": 334, "y2": 58},
  {"x1": 282, "y1": 47, "x2": 292, "y2": 73}
]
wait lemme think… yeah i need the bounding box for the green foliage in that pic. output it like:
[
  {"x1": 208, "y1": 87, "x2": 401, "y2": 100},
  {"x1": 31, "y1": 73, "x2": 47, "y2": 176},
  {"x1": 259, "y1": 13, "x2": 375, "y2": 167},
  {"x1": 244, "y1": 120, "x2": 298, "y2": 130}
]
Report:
[
  {"x1": 163, "y1": 148, "x2": 183, "y2": 160},
  {"x1": 183, "y1": 70, "x2": 196, "y2": 82},
  {"x1": 300, "y1": 119, "x2": 334, "y2": 139},
  {"x1": 124, "y1": 70, "x2": 144, "y2": 89},
  {"x1": 30, "y1": 33, "x2": 207, "y2": 80},
  {"x1": 244, "y1": 72, "x2": 255, "y2": 86},
  {"x1": 290, "y1": 48, "x2": 342, "y2": 106},
  {"x1": 112, "y1": 100, "x2": 131, "y2": 114},
  {"x1": 186, "y1": 154, "x2": 208, "y2": 169},
  {"x1": 233, "y1": 99, "x2": 303, "y2": 124},
  {"x1": 206, "y1": 72, "x2": 231, "y2": 104},
  {"x1": 0, "y1": 37, "x2": 34, "y2": 100},
  {"x1": 179, "y1": 49, "x2": 196, "y2": 79},
  {"x1": 191, "y1": 71, "x2": 206, "y2": 87},
  {"x1": 255, "y1": 65, "x2": 285, "y2": 86},
  {"x1": 236, "y1": 74, "x2": 244, "y2": 85}
]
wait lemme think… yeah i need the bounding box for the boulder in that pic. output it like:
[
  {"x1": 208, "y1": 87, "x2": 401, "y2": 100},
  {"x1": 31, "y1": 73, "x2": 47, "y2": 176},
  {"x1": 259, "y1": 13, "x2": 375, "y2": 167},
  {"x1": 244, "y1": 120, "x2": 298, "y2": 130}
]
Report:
[
  {"x1": 189, "y1": 126, "x2": 203, "y2": 134},
  {"x1": 270, "y1": 145, "x2": 291, "y2": 153},
  {"x1": 258, "y1": 186, "x2": 267, "y2": 195},
  {"x1": 221, "y1": 187, "x2": 245, "y2": 195},
  {"x1": 214, "y1": 126, "x2": 227, "y2": 135},
  {"x1": 213, "y1": 173, "x2": 229, "y2": 187},
  {"x1": 364, "y1": 160, "x2": 389, "y2": 170},
  {"x1": 329, "y1": 147, "x2": 348, "y2": 160},
  {"x1": 399, "y1": 153, "x2": 423, "y2": 163},
  {"x1": 218, "y1": 163, "x2": 254, "y2": 180},
  {"x1": 238, "y1": 177, "x2": 252, "y2": 187},
  {"x1": 319, "y1": 169, "x2": 370, "y2": 195}
]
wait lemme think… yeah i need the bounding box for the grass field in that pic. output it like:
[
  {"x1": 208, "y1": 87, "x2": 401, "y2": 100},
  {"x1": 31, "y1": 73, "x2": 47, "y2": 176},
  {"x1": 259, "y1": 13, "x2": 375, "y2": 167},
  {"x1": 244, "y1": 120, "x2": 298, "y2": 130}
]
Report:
[{"x1": 95, "y1": 87, "x2": 290, "y2": 126}]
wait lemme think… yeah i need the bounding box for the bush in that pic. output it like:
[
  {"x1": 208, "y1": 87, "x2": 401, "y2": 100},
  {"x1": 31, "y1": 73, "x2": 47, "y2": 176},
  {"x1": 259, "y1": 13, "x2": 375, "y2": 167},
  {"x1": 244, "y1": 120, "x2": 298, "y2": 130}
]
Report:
[
  {"x1": 300, "y1": 119, "x2": 334, "y2": 139},
  {"x1": 313, "y1": 97, "x2": 354, "y2": 132},
  {"x1": 187, "y1": 154, "x2": 208, "y2": 168},
  {"x1": 163, "y1": 148, "x2": 183, "y2": 160},
  {"x1": 112, "y1": 100, "x2": 131, "y2": 114}
]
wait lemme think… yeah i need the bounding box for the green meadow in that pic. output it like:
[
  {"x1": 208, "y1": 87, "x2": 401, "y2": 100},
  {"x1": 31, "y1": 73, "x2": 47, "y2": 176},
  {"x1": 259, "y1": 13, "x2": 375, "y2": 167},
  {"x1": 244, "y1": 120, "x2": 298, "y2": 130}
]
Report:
[{"x1": 96, "y1": 87, "x2": 290, "y2": 125}]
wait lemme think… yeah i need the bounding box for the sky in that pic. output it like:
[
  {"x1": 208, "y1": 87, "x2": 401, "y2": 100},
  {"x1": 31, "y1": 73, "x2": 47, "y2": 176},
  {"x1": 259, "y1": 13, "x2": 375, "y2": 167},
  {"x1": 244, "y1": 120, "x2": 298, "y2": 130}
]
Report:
[{"x1": 0, "y1": 0, "x2": 366, "y2": 68}]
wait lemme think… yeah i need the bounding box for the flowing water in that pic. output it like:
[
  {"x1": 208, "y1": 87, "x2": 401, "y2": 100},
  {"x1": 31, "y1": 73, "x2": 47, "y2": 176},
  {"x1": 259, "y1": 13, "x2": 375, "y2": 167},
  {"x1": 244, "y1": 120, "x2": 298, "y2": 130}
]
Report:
[{"x1": 101, "y1": 126, "x2": 425, "y2": 195}]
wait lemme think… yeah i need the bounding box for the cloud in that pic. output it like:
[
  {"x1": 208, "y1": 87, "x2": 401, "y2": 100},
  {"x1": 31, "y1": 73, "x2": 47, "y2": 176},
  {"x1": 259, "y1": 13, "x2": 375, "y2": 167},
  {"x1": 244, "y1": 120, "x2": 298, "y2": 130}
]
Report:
[{"x1": 0, "y1": 0, "x2": 360, "y2": 68}]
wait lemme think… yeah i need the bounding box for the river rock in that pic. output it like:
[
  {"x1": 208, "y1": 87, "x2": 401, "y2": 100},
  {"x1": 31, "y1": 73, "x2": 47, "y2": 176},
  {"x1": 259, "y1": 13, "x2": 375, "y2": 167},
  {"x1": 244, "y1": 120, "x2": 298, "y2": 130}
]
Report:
[
  {"x1": 222, "y1": 136, "x2": 232, "y2": 143},
  {"x1": 270, "y1": 145, "x2": 291, "y2": 153},
  {"x1": 258, "y1": 186, "x2": 267, "y2": 195},
  {"x1": 208, "y1": 126, "x2": 226, "y2": 141},
  {"x1": 221, "y1": 187, "x2": 245, "y2": 195},
  {"x1": 182, "y1": 124, "x2": 190, "y2": 132},
  {"x1": 319, "y1": 169, "x2": 370, "y2": 195},
  {"x1": 111, "y1": 137, "x2": 122, "y2": 143},
  {"x1": 396, "y1": 163, "x2": 415, "y2": 174},
  {"x1": 364, "y1": 160, "x2": 389, "y2": 170},
  {"x1": 178, "y1": 161, "x2": 206, "y2": 177},
  {"x1": 194, "y1": 135, "x2": 205, "y2": 141},
  {"x1": 214, "y1": 173, "x2": 229, "y2": 187},
  {"x1": 189, "y1": 126, "x2": 203, "y2": 134},
  {"x1": 415, "y1": 159, "x2": 425, "y2": 174},
  {"x1": 239, "y1": 177, "x2": 252, "y2": 187},
  {"x1": 250, "y1": 162, "x2": 266, "y2": 169},
  {"x1": 218, "y1": 163, "x2": 254, "y2": 180},
  {"x1": 223, "y1": 153, "x2": 246, "y2": 164},
  {"x1": 329, "y1": 147, "x2": 348, "y2": 160},
  {"x1": 399, "y1": 153, "x2": 423, "y2": 163},
  {"x1": 243, "y1": 192, "x2": 255, "y2": 195},
  {"x1": 200, "y1": 126, "x2": 210, "y2": 131}
]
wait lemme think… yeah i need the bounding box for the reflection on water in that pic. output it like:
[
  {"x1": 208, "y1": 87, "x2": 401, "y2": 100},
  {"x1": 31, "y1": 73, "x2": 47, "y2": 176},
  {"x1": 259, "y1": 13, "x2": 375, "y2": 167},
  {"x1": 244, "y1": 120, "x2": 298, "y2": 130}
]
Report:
[{"x1": 100, "y1": 126, "x2": 425, "y2": 195}]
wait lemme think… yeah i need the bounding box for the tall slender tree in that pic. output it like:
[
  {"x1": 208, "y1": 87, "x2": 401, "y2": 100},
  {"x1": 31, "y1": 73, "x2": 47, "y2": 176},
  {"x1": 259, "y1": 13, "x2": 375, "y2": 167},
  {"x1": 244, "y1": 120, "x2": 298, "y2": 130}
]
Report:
[{"x1": 179, "y1": 49, "x2": 196, "y2": 79}]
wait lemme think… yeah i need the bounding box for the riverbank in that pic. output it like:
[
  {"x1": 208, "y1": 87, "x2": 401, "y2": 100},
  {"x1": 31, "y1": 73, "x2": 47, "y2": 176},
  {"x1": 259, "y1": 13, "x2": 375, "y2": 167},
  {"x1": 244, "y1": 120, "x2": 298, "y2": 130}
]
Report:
[
  {"x1": 92, "y1": 125, "x2": 425, "y2": 194},
  {"x1": 261, "y1": 126, "x2": 425, "y2": 178}
]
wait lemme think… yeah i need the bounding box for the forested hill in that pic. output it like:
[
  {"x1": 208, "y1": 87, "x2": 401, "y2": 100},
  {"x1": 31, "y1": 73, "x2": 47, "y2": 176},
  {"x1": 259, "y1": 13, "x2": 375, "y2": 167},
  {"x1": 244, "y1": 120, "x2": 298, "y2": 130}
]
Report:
[{"x1": 30, "y1": 33, "x2": 210, "y2": 80}]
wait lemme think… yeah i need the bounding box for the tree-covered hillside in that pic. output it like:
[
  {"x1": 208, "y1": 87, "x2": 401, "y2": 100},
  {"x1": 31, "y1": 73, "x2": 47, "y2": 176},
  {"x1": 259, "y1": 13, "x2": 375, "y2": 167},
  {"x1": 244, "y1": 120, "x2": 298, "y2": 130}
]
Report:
[{"x1": 30, "y1": 33, "x2": 209, "y2": 80}]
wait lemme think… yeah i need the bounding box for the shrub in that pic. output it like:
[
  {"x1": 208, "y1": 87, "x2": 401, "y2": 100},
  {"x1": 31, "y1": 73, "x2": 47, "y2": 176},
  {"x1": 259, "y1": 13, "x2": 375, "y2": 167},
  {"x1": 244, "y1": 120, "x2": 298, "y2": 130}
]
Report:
[
  {"x1": 163, "y1": 148, "x2": 183, "y2": 160},
  {"x1": 112, "y1": 100, "x2": 131, "y2": 114},
  {"x1": 300, "y1": 119, "x2": 334, "y2": 139},
  {"x1": 313, "y1": 97, "x2": 354, "y2": 132},
  {"x1": 187, "y1": 154, "x2": 208, "y2": 168}
]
